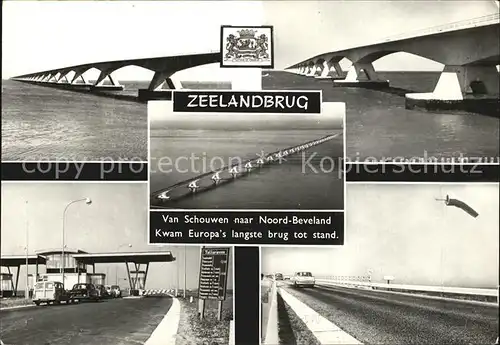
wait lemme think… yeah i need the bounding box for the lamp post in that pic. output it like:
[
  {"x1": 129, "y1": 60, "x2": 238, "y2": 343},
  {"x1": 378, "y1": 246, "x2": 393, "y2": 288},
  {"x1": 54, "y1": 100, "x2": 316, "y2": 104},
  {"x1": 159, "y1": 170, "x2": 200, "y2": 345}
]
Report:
[
  {"x1": 116, "y1": 243, "x2": 132, "y2": 284},
  {"x1": 25, "y1": 201, "x2": 29, "y2": 300},
  {"x1": 184, "y1": 245, "x2": 187, "y2": 298},
  {"x1": 62, "y1": 198, "x2": 92, "y2": 288}
]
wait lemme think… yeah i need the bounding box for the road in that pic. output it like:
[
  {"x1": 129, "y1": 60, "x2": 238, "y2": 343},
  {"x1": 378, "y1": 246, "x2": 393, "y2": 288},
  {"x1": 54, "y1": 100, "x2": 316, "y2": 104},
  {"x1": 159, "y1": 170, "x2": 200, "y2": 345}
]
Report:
[
  {"x1": 0, "y1": 297, "x2": 173, "y2": 345},
  {"x1": 280, "y1": 283, "x2": 498, "y2": 344}
]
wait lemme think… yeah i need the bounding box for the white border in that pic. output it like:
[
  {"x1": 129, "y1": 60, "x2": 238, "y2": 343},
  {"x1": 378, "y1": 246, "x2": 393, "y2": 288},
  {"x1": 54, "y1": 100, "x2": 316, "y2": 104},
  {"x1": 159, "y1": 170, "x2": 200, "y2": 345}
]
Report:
[
  {"x1": 147, "y1": 92, "x2": 345, "y2": 247},
  {"x1": 170, "y1": 89, "x2": 323, "y2": 110}
]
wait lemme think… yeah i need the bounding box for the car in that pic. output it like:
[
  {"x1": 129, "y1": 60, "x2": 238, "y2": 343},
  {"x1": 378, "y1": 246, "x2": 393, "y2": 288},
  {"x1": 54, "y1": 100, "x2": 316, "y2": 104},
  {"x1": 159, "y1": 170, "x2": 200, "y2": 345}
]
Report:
[
  {"x1": 105, "y1": 285, "x2": 113, "y2": 296},
  {"x1": 110, "y1": 285, "x2": 122, "y2": 298},
  {"x1": 70, "y1": 283, "x2": 100, "y2": 302},
  {"x1": 291, "y1": 272, "x2": 315, "y2": 288},
  {"x1": 33, "y1": 281, "x2": 74, "y2": 306},
  {"x1": 95, "y1": 284, "x2": 109, "y2": 299},
  {"x1": 274, "y1": 273, "x2": 284, "y2": 281}
]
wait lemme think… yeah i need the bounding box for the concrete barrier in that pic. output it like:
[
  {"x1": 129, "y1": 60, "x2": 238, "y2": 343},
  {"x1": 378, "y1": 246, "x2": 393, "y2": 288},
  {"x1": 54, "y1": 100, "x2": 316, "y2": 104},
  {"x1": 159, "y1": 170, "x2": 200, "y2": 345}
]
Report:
[{"x1": 263, "y1": 281, "x2": 279, "y2": 345}]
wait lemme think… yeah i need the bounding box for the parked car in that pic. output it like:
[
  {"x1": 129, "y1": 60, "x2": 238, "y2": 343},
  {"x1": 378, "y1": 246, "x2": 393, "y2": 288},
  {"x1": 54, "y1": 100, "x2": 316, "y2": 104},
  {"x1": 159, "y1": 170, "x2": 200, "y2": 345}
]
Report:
[
  {"x1": 110, "y1": 285, "x2": 122, "y2": 298},
  {"x1": 105, "y1": 285, "x2": 113, "y2": 296},
  {"x1": 274, "y1": 273, "x2": 284, "y2": 281},
  {"x1": 33, "y1": 281, "x2": 74, "y2": 306},
  {"x1": 291, "y1": 272, "x2": 315, "y2": 288},
  {"x1": 70, "y1": 283, "x2": 100, "y2": 302},
  {"x1": 95, "y1": 284, "x2": 109, "y2": 299}
]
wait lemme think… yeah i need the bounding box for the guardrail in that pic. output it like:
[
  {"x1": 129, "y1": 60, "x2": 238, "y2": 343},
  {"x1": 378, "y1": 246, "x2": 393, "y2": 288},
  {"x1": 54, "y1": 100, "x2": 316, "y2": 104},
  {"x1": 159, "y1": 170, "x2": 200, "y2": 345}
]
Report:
[
  {"x1": 382, "y1": 13, "x2": 500, "y2": 42},
  {"x1": 289, "y1": 13, "x2": 500, "y2": 68},
  {"x1": 315, "y1": 278, "x2": 499, "y2": 299}
]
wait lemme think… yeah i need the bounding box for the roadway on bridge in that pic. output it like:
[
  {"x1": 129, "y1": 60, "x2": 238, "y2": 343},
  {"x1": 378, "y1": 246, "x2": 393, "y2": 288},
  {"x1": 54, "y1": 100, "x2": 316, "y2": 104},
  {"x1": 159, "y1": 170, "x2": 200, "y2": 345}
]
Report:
[
  {"x1": 279, "y1": 283, "x2": 498, "y2": 344},
  {"x1": 0, "y1": 296, "x2": 173, "y2": 345}
]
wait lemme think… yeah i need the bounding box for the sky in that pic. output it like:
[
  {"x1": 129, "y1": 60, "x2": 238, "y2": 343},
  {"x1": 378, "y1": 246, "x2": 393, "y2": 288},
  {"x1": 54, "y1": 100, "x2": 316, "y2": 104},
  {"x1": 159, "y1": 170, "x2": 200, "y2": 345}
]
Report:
[
  {"x1": 1, "y1": 182, "x2": 233, "y2": 290},
  {"x1": 262, "y1": 183, "x2": 499, "y2": 288},
  {"x1": 2, "y1": 1, "x2": 498, "y2": 80}
]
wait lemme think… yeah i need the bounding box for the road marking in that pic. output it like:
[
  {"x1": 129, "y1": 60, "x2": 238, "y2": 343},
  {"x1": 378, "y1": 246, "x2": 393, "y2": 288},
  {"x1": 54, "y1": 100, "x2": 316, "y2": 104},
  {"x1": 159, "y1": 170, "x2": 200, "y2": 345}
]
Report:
[
  {"x1": 144, "y1": 295, "x2": 180, "y2": 345},
  {"x1": 279, "y1": 288, "x2": 362, "y2": 345}
]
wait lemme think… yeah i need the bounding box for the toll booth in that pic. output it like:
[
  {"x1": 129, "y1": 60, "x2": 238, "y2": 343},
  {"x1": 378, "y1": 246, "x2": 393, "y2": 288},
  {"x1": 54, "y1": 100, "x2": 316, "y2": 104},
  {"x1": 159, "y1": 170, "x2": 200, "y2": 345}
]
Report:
[{"x1": 0, "y1": 254, "x2": 47, "y2": 297}]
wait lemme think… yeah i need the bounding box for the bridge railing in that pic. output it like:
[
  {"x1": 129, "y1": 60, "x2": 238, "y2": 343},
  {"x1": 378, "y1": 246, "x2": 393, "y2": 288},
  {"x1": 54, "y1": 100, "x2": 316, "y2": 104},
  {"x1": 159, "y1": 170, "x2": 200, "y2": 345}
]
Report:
[
  {"x1": 382, "y1": 13, "x2": 500, "y2": 42},
  {"x1": 315, "y1": 277, "x2": 499, "y2": 299}
]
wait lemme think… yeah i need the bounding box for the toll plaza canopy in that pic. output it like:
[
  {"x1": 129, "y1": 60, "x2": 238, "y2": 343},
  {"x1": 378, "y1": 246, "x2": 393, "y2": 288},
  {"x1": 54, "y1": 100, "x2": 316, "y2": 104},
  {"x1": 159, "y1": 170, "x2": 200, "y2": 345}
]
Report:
[
  {"x1": 72, "y1": 251, "x2": 176, "y2": 291},
  {"x1": 0, "y1": 255, "x2": 47, "y2": 267},
  {"x1": 72, "y1": 251, "x2": 176, "y2": 264}
]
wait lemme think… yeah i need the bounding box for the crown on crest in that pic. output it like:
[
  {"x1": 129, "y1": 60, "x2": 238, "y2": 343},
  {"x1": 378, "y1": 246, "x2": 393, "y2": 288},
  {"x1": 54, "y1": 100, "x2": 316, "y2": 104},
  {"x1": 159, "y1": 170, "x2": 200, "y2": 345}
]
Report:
[{"x1": 237, "y1": 29, "x2": 257, "y2": 39}]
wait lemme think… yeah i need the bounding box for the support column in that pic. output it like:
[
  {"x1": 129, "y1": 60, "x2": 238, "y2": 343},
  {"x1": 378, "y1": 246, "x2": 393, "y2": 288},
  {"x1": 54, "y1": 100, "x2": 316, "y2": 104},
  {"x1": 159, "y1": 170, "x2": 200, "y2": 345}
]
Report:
[
  {"x1": 71, "y1": 70, "x2": 88, "y2": 84},
  {"x1": 14, "y1": 265, "x2": 21, "y2": 297},
  {"x1": 138, "y1": 70, "x2": 178, "y2": 102},
  {"x1": 318, "y1": 60, "x2": 332, "y2": 78},
  {"x1": 305, "y1": 63, "x2": 317, "y2": 77},
  {"x1": 313, "y1": 61, "x2": 325, "y2": 77},
  {"x1": 7, "y1": 267, "x2": 15, "y2": 293},
  {"x1": 132, "y1": 263, "x2": 140, "y2": 290},
  {"x1": 330, "y1": 60, "x2": 345, "y2": 78},
  {"x1": 143, "y1": 263, "x2": 150, "y2": 289},
  {"x1": 147, "y1": 71, "x2": 174, "y2": 91},
  {"x1": 405, "y1": 65, "x2": 499, "y2": 112},
  {"x1": 334, "y1": 62, "x2": 389, "y2": 87},
  {"x1": 125, "y1": 261, "x2": 133, "y2": 290},
  {"x1": 92, "y1": 68, "x2": 124, "y2": 91}
]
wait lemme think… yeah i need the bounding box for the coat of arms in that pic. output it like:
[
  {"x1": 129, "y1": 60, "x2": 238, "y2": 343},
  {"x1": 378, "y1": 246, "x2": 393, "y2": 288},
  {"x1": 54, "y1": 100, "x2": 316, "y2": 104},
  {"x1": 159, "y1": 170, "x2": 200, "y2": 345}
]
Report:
[{"x1": 221, "y1": 26, "x2": 274, "y2": 68}]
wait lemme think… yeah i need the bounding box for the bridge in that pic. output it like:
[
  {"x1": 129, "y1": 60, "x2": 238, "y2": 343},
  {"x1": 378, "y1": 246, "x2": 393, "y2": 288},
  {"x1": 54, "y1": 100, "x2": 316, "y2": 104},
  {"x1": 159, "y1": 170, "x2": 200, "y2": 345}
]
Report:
[
  {"x1": 10, "y1": 52, "x2": 221, "y2": 101},
  {"x1": 286, "y1": 13, "x2": 500, "y2": 108}
]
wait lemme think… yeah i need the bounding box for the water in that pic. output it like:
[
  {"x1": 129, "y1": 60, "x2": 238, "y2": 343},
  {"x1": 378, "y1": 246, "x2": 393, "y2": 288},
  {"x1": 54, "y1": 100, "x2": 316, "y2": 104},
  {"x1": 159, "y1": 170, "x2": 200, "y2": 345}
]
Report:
[
  {"x1": 264, "y1": 71, "x2": 499, "y2": 161},
  {"x1": 1, "y1": 80, "x2": 148, "y2": 161},
  {"x1": 150, "y1": 130, "x2": 344, "y2": 209}
]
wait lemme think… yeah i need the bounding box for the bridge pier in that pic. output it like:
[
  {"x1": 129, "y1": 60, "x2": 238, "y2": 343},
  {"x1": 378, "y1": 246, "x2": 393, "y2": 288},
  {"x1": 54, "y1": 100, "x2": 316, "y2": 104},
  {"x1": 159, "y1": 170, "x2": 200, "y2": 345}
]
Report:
[
  {"x1": 333, "y1": 62, "x2": 389, "y2": 88},
  {"x1": 137, "y1": 70, "x2": 182, "y2": 102},
  {"x1": 91, "y1": 72, "x2": 124, "y2": 91},
  {"x1": 406, "y1": 65, "x2": 499, "y2": 114},
  {"x1": 315, "y1": 58, "x2": 346, "y2": 80}
]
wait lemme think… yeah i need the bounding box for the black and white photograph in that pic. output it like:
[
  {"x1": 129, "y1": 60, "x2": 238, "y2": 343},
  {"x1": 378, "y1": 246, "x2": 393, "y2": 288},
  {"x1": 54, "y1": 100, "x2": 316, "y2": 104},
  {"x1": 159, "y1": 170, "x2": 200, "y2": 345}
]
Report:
[
  {"x1": 221, "y1": 26, "x2": 274, "y2": 68},
  {"x1": 149, "y1": 100, "x2": 344, "y2": 210},
  {"x1": 260, "y1": 183, "x2": 499, "y2": 345},
  {"x1": 0, "y1": 182, "x2": 234, "y2": 345},
  {"x1": 1, "y1": 1, "x2": 263, "y2": 162},
  {"x1": 261, "y1": 1, "x2": 500, "y2": 162}
]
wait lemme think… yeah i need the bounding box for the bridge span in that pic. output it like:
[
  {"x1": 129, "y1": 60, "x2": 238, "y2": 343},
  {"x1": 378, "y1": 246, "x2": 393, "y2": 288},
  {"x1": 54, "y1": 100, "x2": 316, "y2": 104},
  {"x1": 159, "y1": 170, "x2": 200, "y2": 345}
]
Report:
[
  {"x1": 286, "y1": 13, "x2": 500, "y2": 110},
  {"x1": 10, "y1": 52, "x2": 220, "y2": 101}
]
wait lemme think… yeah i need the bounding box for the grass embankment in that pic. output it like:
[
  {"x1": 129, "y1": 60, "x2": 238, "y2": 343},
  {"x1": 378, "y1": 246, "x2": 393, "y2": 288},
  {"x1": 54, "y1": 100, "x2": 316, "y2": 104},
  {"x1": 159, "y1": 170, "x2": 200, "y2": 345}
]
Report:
[
  {"x1": 175, "y1": 290, "x2": 234, "y2": 345},
  {"x1": 0, "y1": 297, "x2": 33, "y2": 309}
]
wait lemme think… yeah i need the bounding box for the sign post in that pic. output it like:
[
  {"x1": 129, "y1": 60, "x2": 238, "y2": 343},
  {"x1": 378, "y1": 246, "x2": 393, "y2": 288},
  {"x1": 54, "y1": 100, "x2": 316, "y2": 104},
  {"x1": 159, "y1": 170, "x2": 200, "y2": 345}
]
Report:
[{"x1": 197, "y1": 246, "x2": 230, "y2": 320}]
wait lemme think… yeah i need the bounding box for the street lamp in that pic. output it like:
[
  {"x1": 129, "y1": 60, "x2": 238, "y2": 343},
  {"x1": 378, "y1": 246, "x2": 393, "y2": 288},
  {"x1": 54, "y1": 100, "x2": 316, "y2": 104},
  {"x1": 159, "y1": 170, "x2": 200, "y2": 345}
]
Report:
[
  {"x1": 25, "y1": 201, "x2": 29, "y2": 300},
  {"x1": 62, "y1": 198, "x2": 92, "y2": 288}
]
